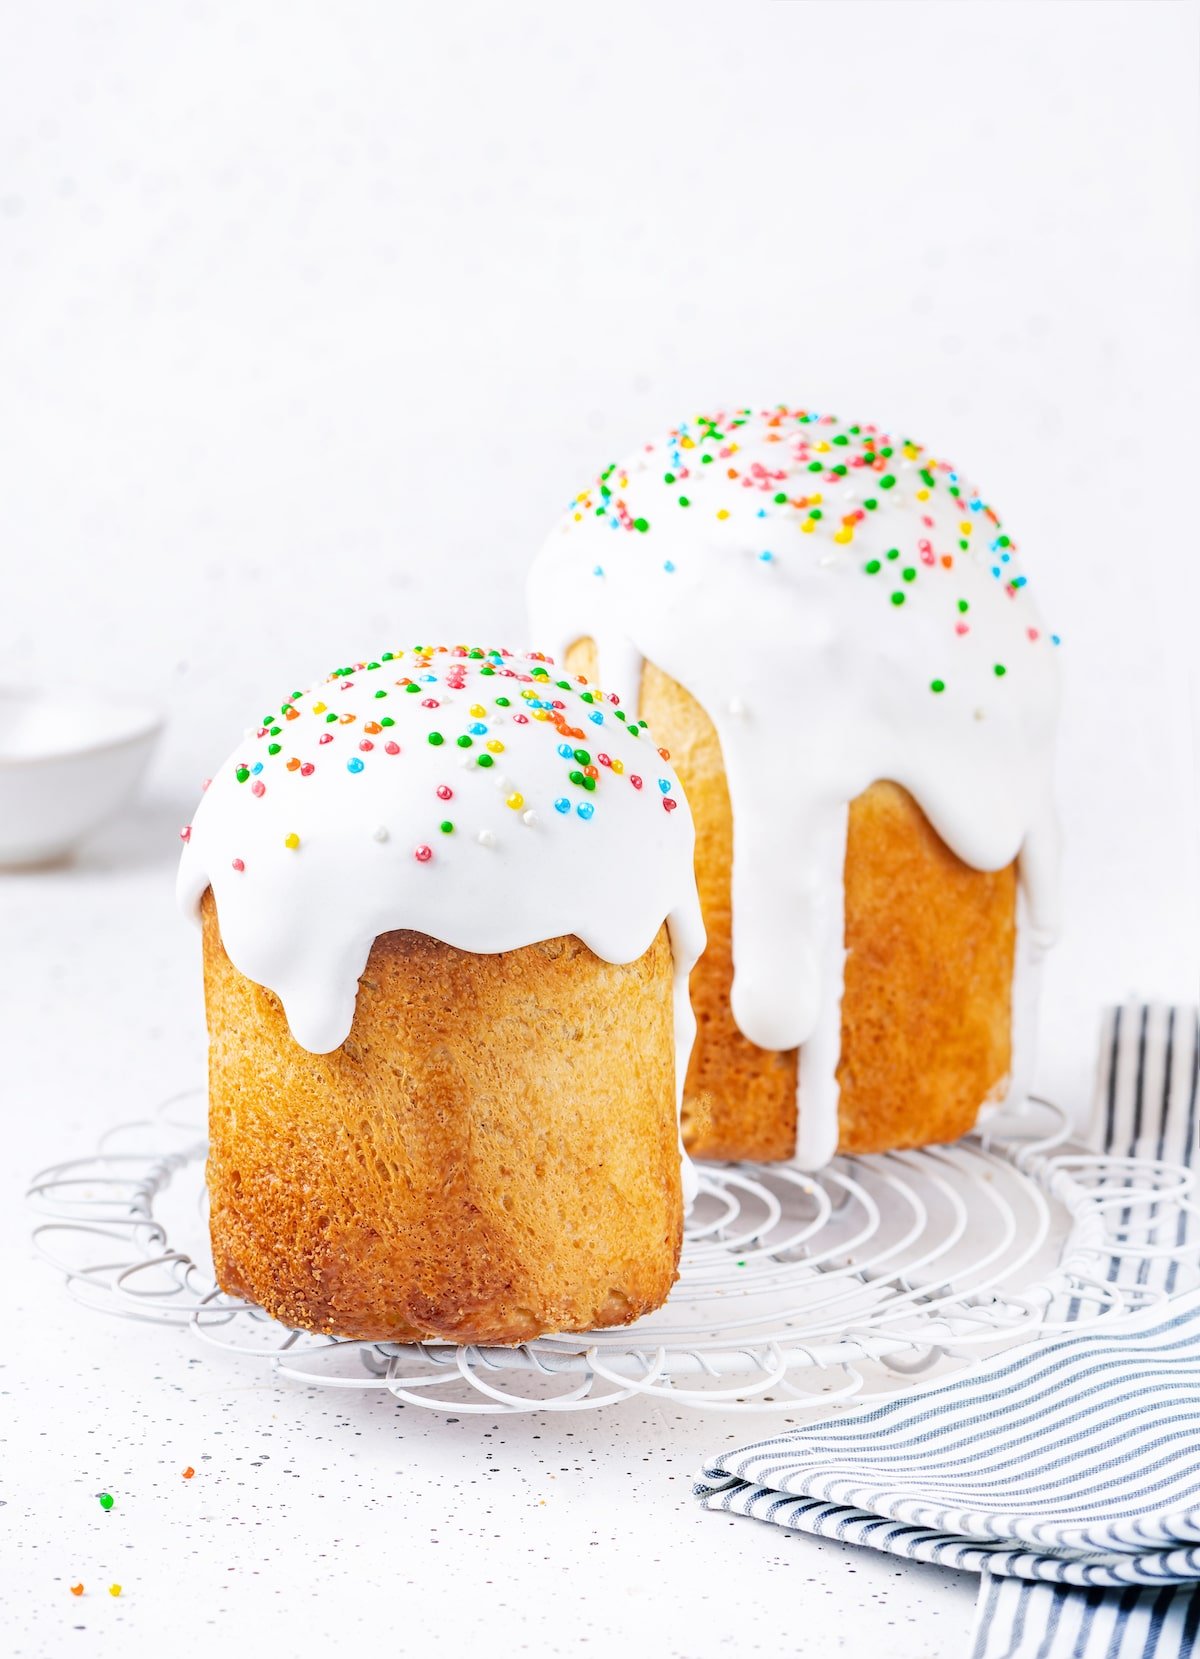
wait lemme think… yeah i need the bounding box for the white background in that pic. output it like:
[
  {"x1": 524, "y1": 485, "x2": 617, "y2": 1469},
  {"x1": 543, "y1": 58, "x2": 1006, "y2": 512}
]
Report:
[{"x1": 2, "y1": 4, "x2": 1197, "y2": 1655}]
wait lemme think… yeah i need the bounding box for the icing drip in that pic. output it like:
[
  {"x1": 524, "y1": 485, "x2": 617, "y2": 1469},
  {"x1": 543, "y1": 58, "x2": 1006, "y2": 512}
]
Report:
[
  {"x1": 528, "y1": 407, "x2": 1060, "y2": 1167},
  {"x1": 178, "y1": 647, "x2": 705, "y2": 1198}
]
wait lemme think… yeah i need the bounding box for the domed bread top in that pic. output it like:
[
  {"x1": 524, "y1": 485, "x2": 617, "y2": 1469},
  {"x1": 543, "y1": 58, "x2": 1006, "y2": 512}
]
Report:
[
  {"x1": 178, "y1": 646, "x2": 704, "y2": 1069},
  {"x1": 528, "y1": 407, "x2": 1060, "y2": 1167}
]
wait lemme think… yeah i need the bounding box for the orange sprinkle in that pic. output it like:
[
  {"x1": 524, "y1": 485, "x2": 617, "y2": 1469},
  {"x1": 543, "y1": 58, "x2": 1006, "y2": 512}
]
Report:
[
  {"x1": 70, "y1": 1584, "x2": 84, "y2": 1597},
  {"x1": 182, "y1": 1467, "x2": 195, "y2": 1479}
]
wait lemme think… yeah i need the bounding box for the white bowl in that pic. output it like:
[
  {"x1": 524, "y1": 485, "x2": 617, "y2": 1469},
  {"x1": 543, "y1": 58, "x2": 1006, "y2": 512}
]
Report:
[{"x1": 0, "y1": 687, "x2": 163, "y2": 867}]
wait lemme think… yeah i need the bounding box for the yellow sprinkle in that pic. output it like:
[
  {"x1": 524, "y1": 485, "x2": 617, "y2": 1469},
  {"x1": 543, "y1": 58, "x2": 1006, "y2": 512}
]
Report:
[
  {"x1": 811, "y1": 493, "x2": 823, "y2": 504},
  {"x1": 960, "y1": 521, "x2": 973, "y2": 535},
  {"x1": 573, "y1": 512, "x2": 582, "y2": 521},
  {"x1": 904, "y1": 442, "x2": 920, "y2": 460},
  {"x1": 108, "y1": 1585, "x2": 122, "y2": 1598},
  {"x1": 832, "y1": 527, "x2": 853, "y2": 545},
  {"x1": 486, "y1": 740, "x2": 504, "y2": 753},
  {"x1": 533, "y1": 710, "x2": 549, "y2": 721},
  {"x1": 521, "y1": 688, "x2": 536, "y2": 699},
  {"x1": 506, "y1": 793, "x2": 524, "y2": 811},
  {"x1": 801, "y1": 520, "x2": 816, "y2": 534},
  {"x1": 284, "y1": 833, "x2": 300, "y2": 850},
  {"x1": 469, "y1": 704, "x2": 486, "y2": 718},
  {"x1": 312, "y1": 701, "x2": 327, "y2": 714},
  {"x1": 814, "y1": 440, "x2": 830, "y2": 453},
  {"x1": 916, "y1": 488, "x2": 931, "y2": 502},
  {"x1": 716, "y1": 509, "x2": 730, "y2": 520},
  {"x1": 680, "y1": 435, "x2": 695, "y2": 449},
  {"x1": 611, "y1": 757, "x2": 624, "y2": 775}
]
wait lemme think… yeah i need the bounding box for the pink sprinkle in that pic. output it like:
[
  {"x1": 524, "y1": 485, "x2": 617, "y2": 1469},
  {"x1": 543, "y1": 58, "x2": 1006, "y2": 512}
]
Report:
[
  {"x1": 922, "y1": 515, "x2": 934, "y2": 528},
  {"x1": 319, "y1": 733, "x2": 333, "y2": 745},
  {"x1": 513, "y1": 713, "x2": 529, "y2": 724},
  {"x1": 630, "y1": 774, "x2": 643, "y2": 790},
  {"x1": 384, "y1": 741, "x2": 400, "y2": 755},
  {"x1": 232, "y1": 858, "x2": 245, "y2": 872},
  {"x1": 597, "y1": 752, "x2": 611, "y2": 768},
  {"x1": 421, "y1": 698, "x2": 439, "y2": 709},
  {"x1": 201, "y1": 778, "x2": 211, "y2": 791},
  {"x1": 1027, "y1": 627, "x2": 1040, "y2": 641},
  {"x1": 359, "y1": 739, "x2": 373, "y2": 752},
  {"x1": 662, "y1": 797, "x2": 677, "y2": 813},
  {"x1": 436, "y1": 784, "x2": 453, "y2": 801},
  {"x1": 955, "y1": 622, "x2": 970, "y2": 636},
  {"x1": 414, "y1": 844, "x2": 433, "y2": 864},
  {"x1": 300, "y1": 762, "x2": 315, "y2": 776},
  {"x1": 251, "y1": 780, "x2": 265, "y2": 797},
  {"x1": 179, "y1": 825, "x2": 191, "y2": 842}
]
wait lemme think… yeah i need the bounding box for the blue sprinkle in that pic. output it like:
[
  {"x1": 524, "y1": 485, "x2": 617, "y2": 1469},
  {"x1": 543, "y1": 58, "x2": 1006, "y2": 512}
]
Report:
[
  {"x1": 347, "y1": 757, "x2": 365, "y2": 774},
  {"x1": 557, "y1": 742, "x2": 574, "y2": 758},
  {"x1": 658, "y1": 778, "x2": 671, "y2": 794},
  {"x1": 420, "y1": 673, "x2": 436, "y2": 682},
  {"x1": 991, "y1": 566, "x2": 1001, "y2": 578},
  {"x1": 1051, "y1": 634, "x2": 1061, "y2": 646},
  {"x1": 576, "y1": 802, "x2": 594, "y2": 820},
  {"x1": 588, "y1": 711, "x2": 603, "y2": 724},
  {"x1": 663, "y1": 560, "x2": 676, "y2": 573},
  {"x1": 469, "y1": 722, "x2": 487, "y2": 736},
  {"x1": 970, "y1": 499, "x2": 982, "y2": 511},
  {"x1": 554, "y1": 797, "x2": 571, "y2": 814},
  {"x1": 759, "y1": 550, "x2": 774, "y2": 562},
  {"x1": 251, "y1": 762, "x2": 263, "y2": 775},
  {"x1": 756, "y1": 508, "x2": 767, "y2": 518},
  {"x1": 1012, "y1": 575, "x2": 1027, "y2": 588},
  {"x1": 593, "y1": 565, "x2": 605, "y2": 578}
]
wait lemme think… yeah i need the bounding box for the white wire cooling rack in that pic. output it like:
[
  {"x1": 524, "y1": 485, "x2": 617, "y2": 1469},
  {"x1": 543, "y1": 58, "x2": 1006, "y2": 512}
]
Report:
[{"x1": 27, "y1": 1092, "x2": 1200, "y2": 1415}]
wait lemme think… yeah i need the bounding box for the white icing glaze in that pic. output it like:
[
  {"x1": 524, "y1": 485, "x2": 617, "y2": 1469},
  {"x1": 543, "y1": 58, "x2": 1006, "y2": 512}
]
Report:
[
  {"x1": 178, "y1": 647, "x2": 705, "y2": 1197},
  {"x1": 528, "y1": 407, "x2": 1060, "y2": 1168}
]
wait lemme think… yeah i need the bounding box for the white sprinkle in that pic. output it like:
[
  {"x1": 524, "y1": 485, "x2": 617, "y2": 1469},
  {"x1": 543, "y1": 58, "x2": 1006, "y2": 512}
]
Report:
[
  {"x1": 372, "y1": 825, "x2": 389, "y2": 843},
  {"x1": 818, "y1": 553, "x2": 838, "y2": 567},
  {"x1": 728, "y1": 695, "x2": 747, "y2": 718},
  {"x1": 477, "y1": 829, "x2": 495, "y2": 848},
  {"x1": 522, "y1": 811, "x2": 539, "y2": 828}
]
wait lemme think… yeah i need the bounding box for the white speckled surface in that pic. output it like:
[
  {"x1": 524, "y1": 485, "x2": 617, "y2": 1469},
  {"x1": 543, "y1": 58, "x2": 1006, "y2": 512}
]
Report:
[{"x1": 2, "y1": 808, "x2": 977, "y2": 1656}]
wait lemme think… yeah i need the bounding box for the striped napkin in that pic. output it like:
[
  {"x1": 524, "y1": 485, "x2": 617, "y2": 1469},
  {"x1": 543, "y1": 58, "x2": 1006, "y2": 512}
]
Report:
[{"x1": 696, "y1": 1004, "x2": 1200, "y2": 1655}]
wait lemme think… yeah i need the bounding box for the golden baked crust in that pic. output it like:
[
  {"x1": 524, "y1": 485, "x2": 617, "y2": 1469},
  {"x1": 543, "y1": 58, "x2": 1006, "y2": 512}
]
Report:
[
  {"x1": 201, "y1": 890, "x2": 682, "y2": 1343},
  {"x1": 565, "y1": 640, "x2": 1015, "y2": 1161}
]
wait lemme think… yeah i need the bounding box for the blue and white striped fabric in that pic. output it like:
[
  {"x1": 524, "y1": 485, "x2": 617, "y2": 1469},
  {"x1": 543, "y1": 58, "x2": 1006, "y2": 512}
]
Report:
[{"x1": 696, "y1": 1004, "x2": 1200, "y2": 1655}]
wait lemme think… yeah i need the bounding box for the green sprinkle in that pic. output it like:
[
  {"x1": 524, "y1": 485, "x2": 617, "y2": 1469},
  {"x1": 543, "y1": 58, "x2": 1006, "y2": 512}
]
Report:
[
  {"x1": 267, "y1": 743, "x2": 281, "y2": 756},
  {"x1": 405, "y1": 682, "x2": 420, "y2": 693},
  {"x1": 374, "y1": 689, "x2": 387, "y2": 699},
  {"x1": 930, "y1": 679, "x2": 945, "y2": 694},
  {"x1": 678, "y1": 496, "x2": 690, "y2": 507},
  {"x1": 994, "y1": 663, "x2": 1007, "y2": 677},
  {"x1": 325, "y1": 712, "x2": 338, "y2": 723},
  {"x1": 380, "y1": 717, "x2": 395, "y2": 727},
  {"x1": 891, "y1": 591, "x2": 906, "y2": 606},
  {"x1": 573, "y1": 749, "x2": 591, "y2": 765},
  {"x1": 439, "y1": 820, "x2": 454, "y2": 834},
  {"x1": 920, "y1": 468, "x2": 935, "y2": 488},
  {"x1": 99, "y1": 1494, "x2": 114, "y2": 1511},
  {"x1": 864, "y1": 559, "x2": 881, "y2": 575},
  {"x1": 863, "y1": 498, "x2": 878, "y2": 511},
  {"x1": 957, "y1": 599, "x2": 969, "y2": 613},
  {"x1": 495, "y1": 696, "x2": 511, "y2": 707},
  {"x1": 427, "y1": 732, "x2": 444, "y2": 746},
  {"x1": 773, "y1": 491, "x2": 788, "y2": 503},
  {"x1": 456, "y1": 735, "x2": 473, "y2": 748},
  {"x1": 701, "y1": 453, "x2": 713, "y2": 464},
  {"x1": 880, "y1": 474, "x2": 896, "y2": 490},
  {"x1": 807, "y1": 461, "x2": 823, "y2": 473},
  {"x1": 902, "y1": 567, "x2": 916, "y2": 582},
  {"x1": 235, "y1": 766, "x2": 249, "y2": 783},
  {"x1": 633, "y1": 517, "x2": 649, "y2": 532},
  {"x1": 831, "y1": 464, "x2": 847, "y2": 477},
  {"x1": 477, "y1": 753, "x2": 494, "y2": 768},
  {"x1": 886, "y1": 547, "x2": 900, "y2": 561},
  {"x1": 664, "y1": 472, "x2": 676, "y2": 484}
]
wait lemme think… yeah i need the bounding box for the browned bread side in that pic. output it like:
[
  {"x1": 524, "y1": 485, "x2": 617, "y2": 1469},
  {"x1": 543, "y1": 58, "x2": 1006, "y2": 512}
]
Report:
[
  {"x1": 565, "y1": 640, "x2": 1015, "y2": 1161},
  {"x1": 201, "y1": 889, "x2": 683, "y2": 1343}
]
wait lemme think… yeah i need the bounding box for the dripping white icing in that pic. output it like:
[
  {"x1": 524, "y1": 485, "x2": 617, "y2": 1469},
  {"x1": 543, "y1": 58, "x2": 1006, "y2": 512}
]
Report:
[
  {"x1": 528, "y1": 408, "x2": 1060, "y2": 1166},
  {"x1": 178, "y1": 647, "x2": 705, "y2": 1201}
]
